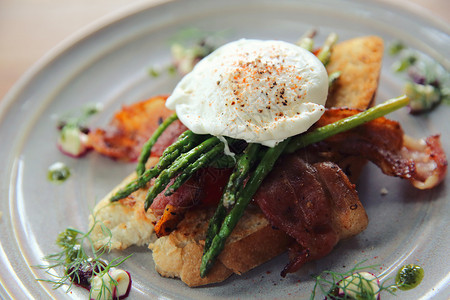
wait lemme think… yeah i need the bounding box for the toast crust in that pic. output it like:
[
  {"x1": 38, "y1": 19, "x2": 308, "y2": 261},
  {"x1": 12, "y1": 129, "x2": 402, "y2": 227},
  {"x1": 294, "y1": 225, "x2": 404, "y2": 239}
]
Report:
[
  {"x1": 326, "y1": 36, "x2": 384, "y2": 183},
  {"x1": 89, "y1": 158, "x2": 159, "y2": 250},
  {"x1": 326, "y1": 36, "x2": 384, "y2": 110},
  {"x1": 149, "y1": 206, "x2": 293, "y2": 287}
]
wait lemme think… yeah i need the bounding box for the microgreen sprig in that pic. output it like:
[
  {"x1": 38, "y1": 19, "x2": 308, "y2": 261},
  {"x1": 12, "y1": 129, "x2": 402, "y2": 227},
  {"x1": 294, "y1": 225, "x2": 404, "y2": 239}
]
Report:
[
  {"x1": 389, "y1": 41, "x2": 449, "y2": 113},
  {"x1": 36, "y1": 218, "x2": 131, "y2": 299},
  {"x1": 57, "y1": 102, "x2": 103, "y2": 132}
]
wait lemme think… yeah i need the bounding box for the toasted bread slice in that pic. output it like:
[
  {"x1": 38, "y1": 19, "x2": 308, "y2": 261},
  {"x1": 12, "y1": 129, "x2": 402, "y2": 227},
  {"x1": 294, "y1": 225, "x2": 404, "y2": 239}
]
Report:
[
  {"x1": 149, "y1": 205, "x2": 292, "y2": 287},
  {"x1": 326, "y1": 36, "x2": 384, "y2": 109},
  {"x1": 326, "y1": 36, "x2": 384, "y2": 181},
  {"x1": 89, "y1": 158, "x2": 159, "y2": 250}
]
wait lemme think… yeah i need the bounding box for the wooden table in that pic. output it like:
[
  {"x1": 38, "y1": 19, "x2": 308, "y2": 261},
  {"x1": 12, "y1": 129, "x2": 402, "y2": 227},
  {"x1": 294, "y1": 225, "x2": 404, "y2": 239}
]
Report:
[{"x1": 0, "y1": 0, "x2": 448, "y2": 101}]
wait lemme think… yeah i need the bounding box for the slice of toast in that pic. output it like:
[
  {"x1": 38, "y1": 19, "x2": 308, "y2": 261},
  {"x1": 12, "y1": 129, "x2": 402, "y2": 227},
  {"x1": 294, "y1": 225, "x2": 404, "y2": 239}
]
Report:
[
  {"x1": 90, "y1": 35, "x2": 383, "y2": 286},
  {"x1": 326, "y1": 36, "x2": 384, "y2": 182},
  {"x1": 326, "y1": 35, "x2": 383, "y2": 109},
  {"x1": 89, "y1": 158, "x2": 159, "y2": 250},
  {"x1": 150, "y1": 205, "x2": 293, "y2": 287}
]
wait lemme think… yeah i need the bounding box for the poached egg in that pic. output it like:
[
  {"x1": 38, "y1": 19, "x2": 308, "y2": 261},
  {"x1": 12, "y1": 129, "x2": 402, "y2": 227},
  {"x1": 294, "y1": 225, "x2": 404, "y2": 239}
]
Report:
[{"x1": 166, "y1": 39, "x2": 328, "y2": 147}]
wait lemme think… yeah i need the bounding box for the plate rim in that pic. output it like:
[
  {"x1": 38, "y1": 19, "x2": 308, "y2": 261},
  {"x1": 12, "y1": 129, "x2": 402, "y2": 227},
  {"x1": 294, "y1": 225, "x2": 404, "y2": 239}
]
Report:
[{"x1": 0, "y1": 0, "x2": 449, "y2": 299}]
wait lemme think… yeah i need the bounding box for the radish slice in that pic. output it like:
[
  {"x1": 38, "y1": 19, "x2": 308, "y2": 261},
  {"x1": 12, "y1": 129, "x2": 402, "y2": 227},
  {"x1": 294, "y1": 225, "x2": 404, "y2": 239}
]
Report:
[
  {"x1": 111, "y1": 269, "x2": 132, "y2": 299},
  {"x1": 57, "y1": 125, "x2": 91, "y2": 157},
  {"x1": 337, "y1": 271, "x2": 380, "y2": 300},
  {"x1": 90, "y1": 268, "x2": 132, "y2": 300}
]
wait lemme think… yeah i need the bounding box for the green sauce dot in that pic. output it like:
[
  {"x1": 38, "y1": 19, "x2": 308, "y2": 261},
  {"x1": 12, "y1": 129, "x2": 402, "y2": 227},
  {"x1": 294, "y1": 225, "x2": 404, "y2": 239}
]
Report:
[
  {"x1": 48, "y1": 162, "x2": 71, "y2": 183},
  {"x1": 395, "y1": 264, "x2": 424, "y2": 291}
]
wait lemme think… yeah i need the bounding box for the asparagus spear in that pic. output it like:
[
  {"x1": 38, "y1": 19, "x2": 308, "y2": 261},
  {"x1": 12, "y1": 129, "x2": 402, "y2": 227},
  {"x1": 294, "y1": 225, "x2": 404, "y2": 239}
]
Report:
[
  {"x1": 136, "y1": 113, "x2": 178, "y2": 176},
  {"x1": 297, "y1": 36, "x2": 315, "y2": 52},
  {"x1": 284, "y1": 95, "x2": 410, "y2": 153},
  {"x1": 316, "y1": 32, "x2": 338, "y2": 66},
  {"x1": 144, "y1": 136, "x2": 221, "y2": 210},
  {"x1": 203, "y1": 202, "x2": 227, "y2": 255},
  {"x1": 110, "y1": 130, "x2": 201, "y2": 202},
  {"x1": 203, "y1": 143, "x2": 261, "y2": 254},
  {"x1": 222, "y1": 143, "x2": 261, "y2": 208},
  {"x1": 164, "y1": 142, "x2": 226, "y2": 196},
  {"x1": 200, "y1": 139, "x2": 290, "y2": 277},
  {"x1": 328, "y1": 71, "x2": 341, "y2": 87},
  {"x1": 297, "y1": 28, "x2": 317, "y2": 51},
  {"x1": 110, "y1": 167, "x2": 161, "y2": 202}
]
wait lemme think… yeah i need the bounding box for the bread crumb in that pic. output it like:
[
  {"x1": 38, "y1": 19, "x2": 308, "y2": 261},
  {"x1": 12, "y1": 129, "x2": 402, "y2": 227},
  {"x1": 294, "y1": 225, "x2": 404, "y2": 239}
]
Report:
[{"x1": 380, "y1": 187, "x2": 388, "y2": 196}]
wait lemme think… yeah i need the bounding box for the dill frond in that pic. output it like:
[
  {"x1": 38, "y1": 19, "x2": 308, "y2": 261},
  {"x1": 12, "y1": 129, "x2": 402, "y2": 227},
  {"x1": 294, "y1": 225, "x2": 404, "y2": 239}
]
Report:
[{"x1": 34, "y1": 216, "x2": 132, "y2": 299}]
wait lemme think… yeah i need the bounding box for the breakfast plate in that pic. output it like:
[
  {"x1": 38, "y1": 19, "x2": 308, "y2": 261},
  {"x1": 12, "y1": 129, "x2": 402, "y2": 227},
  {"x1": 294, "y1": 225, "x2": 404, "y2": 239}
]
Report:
[{"x1": 0, "y1": 0, "x2": 448, "y2": 299}]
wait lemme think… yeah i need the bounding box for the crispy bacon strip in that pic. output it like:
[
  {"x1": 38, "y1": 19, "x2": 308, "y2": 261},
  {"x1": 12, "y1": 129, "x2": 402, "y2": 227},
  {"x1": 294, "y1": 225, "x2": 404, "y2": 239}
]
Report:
[
  {"x1": 150, "y1": 167, "x2": 232, "y2": 216},
  {"x1": 150, "y1": 167, "x2": 232, "y2": 237},
  {"x1": 254, "y1": 155, "x2": 368, "y2": 276},
  {"x1": 88, "y1": 95, "x2": 183, "y2": 161},
  {"x1": 306, "y1": 108, "x2": 447, "y2": 189},
  {"x1": 154, "y1": 204, "x2": 184, "y2": 237},
  {"x1": 402, "y1": 134, "x2": 447, "y2": 189},
  {"x1": 150, "y1": 175, "x2": 203, "y2": 217}
]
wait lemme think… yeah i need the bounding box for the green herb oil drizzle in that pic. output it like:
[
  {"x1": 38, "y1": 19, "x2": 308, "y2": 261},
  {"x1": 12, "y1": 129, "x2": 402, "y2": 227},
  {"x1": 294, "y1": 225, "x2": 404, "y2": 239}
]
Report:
[
  {"x1": 48, "y1": 162, "x2": 71, "y2": 183},
  {"x1": 395, "y1": 264, "x2": 424, "y2": 291}
]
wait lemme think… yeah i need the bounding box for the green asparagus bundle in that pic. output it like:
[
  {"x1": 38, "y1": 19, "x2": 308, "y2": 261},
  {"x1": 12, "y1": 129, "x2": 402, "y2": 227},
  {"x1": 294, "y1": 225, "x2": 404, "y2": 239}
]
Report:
[
  {"x1": 144, "y1": 136, "x2": 222, "y2": 210},
  {"x1": 200, "y1": 139, "x2": 290, "y2": 277},
  {"x1": 110, "y1": 130, "x2": 204, "y2": 202}
]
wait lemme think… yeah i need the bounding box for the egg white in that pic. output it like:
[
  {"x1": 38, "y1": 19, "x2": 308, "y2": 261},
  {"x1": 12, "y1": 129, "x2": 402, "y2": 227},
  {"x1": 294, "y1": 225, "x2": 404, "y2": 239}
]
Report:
[{"x1": 166, "y1": 39, "x2": 328, "y2": 147}]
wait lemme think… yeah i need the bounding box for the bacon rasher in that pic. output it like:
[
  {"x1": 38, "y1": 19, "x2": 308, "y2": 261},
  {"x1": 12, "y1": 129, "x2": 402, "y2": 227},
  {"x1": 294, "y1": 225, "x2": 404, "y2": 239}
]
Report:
[{"x1": 306, "y1": 108, "x2": 447, "y2": 189}]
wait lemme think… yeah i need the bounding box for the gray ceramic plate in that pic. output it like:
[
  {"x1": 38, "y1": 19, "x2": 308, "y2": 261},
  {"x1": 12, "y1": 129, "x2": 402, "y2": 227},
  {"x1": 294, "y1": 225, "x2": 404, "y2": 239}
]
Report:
[{"x1": 0, "y1": 0, "x2": 449, "y2": 299}]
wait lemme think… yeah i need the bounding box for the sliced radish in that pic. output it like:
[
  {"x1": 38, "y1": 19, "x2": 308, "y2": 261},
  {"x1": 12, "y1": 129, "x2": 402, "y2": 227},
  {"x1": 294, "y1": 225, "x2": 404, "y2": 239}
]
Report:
[
  {"x1": 110, "y1": 269, "x2": 132, "y2": 299},
  {"x1": 57, "y1": 125, "x2": 91, "y2": 158},
  {"x1": 90, "y1": 268, "x2": 132, "y2": 300},
  {"x1": 337, "y1": 271, "x2": 381, "y2": 300}
]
